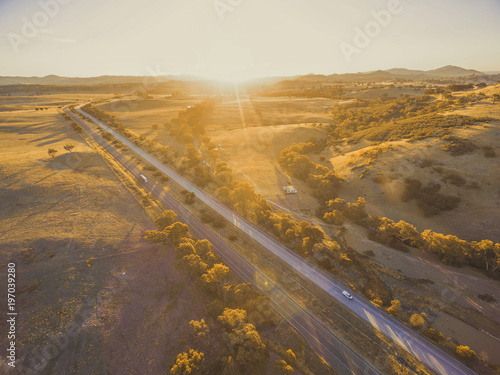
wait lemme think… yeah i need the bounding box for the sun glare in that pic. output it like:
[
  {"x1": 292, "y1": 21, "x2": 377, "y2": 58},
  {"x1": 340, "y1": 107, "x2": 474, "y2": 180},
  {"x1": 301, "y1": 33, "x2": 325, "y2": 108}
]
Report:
[
  {"x1": 197, "y1": 40, "x2": 259, "y2": 83},
  {"x1": 2, "y1": 1, "x2": 500, "y2": 374}
]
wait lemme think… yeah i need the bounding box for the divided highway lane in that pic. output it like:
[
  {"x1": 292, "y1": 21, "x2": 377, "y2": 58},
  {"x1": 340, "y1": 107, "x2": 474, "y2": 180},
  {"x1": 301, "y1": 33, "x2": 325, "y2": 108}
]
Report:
[
  {"x1": 75, "y1": 106, "x2": 478, "y2": 375},
  {"x1": 64, "y1": 107, "x2": 377, "y2": 375}
]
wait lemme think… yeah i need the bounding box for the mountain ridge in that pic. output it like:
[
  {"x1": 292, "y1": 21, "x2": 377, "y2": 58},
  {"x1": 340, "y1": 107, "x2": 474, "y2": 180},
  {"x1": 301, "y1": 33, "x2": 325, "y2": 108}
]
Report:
[{"x1": 0, "y1": 65, "x2": 490, "y2": 86}]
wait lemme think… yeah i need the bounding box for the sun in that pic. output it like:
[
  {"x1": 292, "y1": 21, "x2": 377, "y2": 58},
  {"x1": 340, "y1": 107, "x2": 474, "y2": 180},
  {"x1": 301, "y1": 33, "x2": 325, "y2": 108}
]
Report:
[
  {"x1": 202, "y1": 71, "x2": 258, "y2": 84},
  {"x1": 196, "y1": 40, "x2": 259, "y2": 83}
]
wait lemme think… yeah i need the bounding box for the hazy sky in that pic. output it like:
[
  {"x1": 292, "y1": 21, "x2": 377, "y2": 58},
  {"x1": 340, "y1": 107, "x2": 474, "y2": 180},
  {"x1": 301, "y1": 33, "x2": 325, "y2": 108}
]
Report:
[{"x1": 1, "y1": 0, "x2": 499, "y2": 79}]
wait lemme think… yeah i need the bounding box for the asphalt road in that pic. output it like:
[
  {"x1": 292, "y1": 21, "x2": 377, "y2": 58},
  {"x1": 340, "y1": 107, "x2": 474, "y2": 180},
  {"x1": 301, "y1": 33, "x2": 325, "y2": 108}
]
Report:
[
  {"x1": 64, "y1": 107, "x2": 378, "y2": 375},
  {"x1": 73, "y1": 106, "x2": 478, "y2": 375}
]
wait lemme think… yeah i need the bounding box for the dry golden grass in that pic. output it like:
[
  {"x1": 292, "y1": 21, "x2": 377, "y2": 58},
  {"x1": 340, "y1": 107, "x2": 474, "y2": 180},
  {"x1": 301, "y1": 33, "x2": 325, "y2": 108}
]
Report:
[
  {"x1": 95, "y1": 96, "x2": 330, "y2": 204},
  {"x1": 96, "y1": 97, "x2": 198, "y2": 128},
  {"x1": 0, "y1": 95, "x2": 198, "y2": 373},
  {"x1": 449, "y1": 103, "x2": 500, "y2": 120},
  {"x1": 0, "y1": 94, "x2": 343, "y2": 374},
  {"x1": 207, "y1": 96, "x2": 336, "y2": 129},
  {"x1": 77, "y1": 91, "x2": 500, "y2": 373},
  {"x1": 328, "y1": 116, "x2": 500, "y2": 244},
  {"x1": 94, "y1": 93, "x2": 500, "y2": 243},
  {"x1": 350, "y1": 86, "x2": 424, "y2": 100}
]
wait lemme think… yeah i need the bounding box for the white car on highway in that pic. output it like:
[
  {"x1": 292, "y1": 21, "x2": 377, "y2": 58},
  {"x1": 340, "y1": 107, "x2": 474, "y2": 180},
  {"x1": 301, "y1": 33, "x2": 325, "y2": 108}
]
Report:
[{"x1": 342, "y1": 290, "x2": 353, "y2": 300}]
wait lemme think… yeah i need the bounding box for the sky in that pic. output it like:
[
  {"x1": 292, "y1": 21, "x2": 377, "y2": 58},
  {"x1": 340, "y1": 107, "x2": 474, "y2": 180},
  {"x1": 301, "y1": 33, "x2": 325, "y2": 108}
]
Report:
[{"x1": 0, "y1": 0, "x2": 499, "y2": 80}]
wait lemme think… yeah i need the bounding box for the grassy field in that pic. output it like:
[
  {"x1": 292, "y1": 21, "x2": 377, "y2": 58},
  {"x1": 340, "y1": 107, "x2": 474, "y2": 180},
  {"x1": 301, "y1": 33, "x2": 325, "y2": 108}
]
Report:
[
  {"x1": 0, "y1": 94, "x2": 340, "y2": 374},
  {"x1": 95, "y1": 96, "x2": 331, "y2": 203},
  {"x1": 328, "y1": 127, "x2": 500, "y2": 242},
  {"x1": 350, "y1": 85, "x2": 424, "y2": 100},
  {"x1": 322, "y1": 88, "x2": 500, "y2": 357},
  {"x1": 8, "y1": 86, "x2": 496, "y2": 373},
  {"x1": 97, "y1": 95, "x2": 337, "y2": 130},
  {"x1": 0, "y1": 95, "x2": 173, "y2": 373},
  {"x1": 91, "y1": 88, "x2": 500, "y2": 373},
  {"x1": 95, "y1": 91, "x2": 500, "y2": 244},
  {"x1": 79, "y1": 109, "x2": 439, "y2": 375}
]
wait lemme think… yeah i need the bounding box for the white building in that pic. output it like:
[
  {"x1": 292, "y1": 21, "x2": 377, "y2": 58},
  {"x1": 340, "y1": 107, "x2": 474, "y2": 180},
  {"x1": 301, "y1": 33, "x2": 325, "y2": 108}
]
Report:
[{"x1": 283, "y1": 185, "x2": 297, "y2": 194}]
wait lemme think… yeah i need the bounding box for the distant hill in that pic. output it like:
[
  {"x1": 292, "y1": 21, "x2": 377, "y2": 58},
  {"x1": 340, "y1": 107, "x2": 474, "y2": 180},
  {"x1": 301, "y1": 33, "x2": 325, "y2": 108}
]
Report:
[
  {"x1": 385, "y1": 65, "x2": 483, "y2": 78},
  {"x1": 297, "y1": 65, "x2": 486, "y2": 83},
  {"x1": 0, "y1": 75, "x2": 169, "y2": 86},
  {"x1": 385, "y1": 68, "x2": 426, "y2": 77},
  {"x1": 0, "y1": 74, "x2": 288, "y2": 88},
  {"x1": 0, "y1": 66, "x2": 490, "y2": 87},
  {"x1": 425, "y1": 65, "x2": 483, "y2": 78}
]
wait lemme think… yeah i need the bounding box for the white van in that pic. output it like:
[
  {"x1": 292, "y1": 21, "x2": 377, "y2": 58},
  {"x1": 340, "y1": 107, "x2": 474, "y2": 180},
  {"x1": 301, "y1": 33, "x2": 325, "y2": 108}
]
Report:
[{"x1": 342, "y1": 290, "x2": 353, "y2": 300}]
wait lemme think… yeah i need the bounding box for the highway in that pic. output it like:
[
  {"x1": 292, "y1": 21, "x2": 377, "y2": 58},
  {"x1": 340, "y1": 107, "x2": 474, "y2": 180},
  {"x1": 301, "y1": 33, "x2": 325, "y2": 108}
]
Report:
[
  {"x1": 64, "y1": 107, "x2": 378, "y2": 375},
  {"x1": 72, "y1": 105, "x2": 478, "y2": 375}
]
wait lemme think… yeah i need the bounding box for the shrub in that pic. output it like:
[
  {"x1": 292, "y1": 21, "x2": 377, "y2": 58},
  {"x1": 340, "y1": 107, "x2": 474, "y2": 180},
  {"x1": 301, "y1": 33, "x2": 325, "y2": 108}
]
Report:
[
  {"x1": 169, "y1": 222, "x2": 191, "y2": 242},
  {"x1": 410, "y1": 313, "x2": 426, "y2": 329},
  {"x1": 182, "y1": 254, "x2": 208, "y2": 276},
  {"x1": 155, "y1": 210, "x2": 178, "y2": 230},
  {"x1": 86, "y1": 257, "x2": 95, "y2": 268},
  {"x1": 228, "y1": 234, "x2": 238, "y2": 241},
  {"x1": 189, "y1": 319, "x2": 209, "y2": 340},
  {"x1": 275, "y1": 360, "x2": 294, "y2": 375},
  {"x1": 64, "y1": 144, "x2": 75, "y2": 153},
  {"x1": 456, "y1": 346, "x2": 477, "y2": 361},
  {"x1": 442, "y1": 171, "x2": 466, "y2": 186},
  {"x1": 170, "y1": 349, "x2": 204, "y2": 375},
  {"x1": 284, "y1": 349, "x2": 296, "y2": 365},
  {"x1": 478, "y1": 293, "x2": 496, "y2": 302},
  {"x1": 143, "y1": 165, "x2": 157, "y2": 172},
  {"x1": 70, "y1": 122, "x2": 83, "y2": 133},
  {"x1": 483, "y1": 145, "x2": 496, "y2": 158},
  {"x1": 207, "y1": 299, "x2": 224, "y2": 320},
  {"x1": 426, "y1": 328, "x2": 445, "y2": 342},
  {"x1": 440, "y1": 136, "x2": 478, "y2": 156},
  {"x1": 344, "y1": 197, "x2": 368, "y2": 221},
  {"x1": 200, "y1": 210, "x2": 214, "y2": 223},
  {"x1": 402, "y1": 178, "x2": 460, "y2": 217},
  {"x1": 183, "y1": 192, "x2": 196, "y2": 205},
  {"x1": 279, "y1": 142, "x2": 343, "y2": 200},
  {"x1": 202, "y1": 264, "x2": 229, "y2": 288},
  {"x1": 212, "y1": 218, "x2": 226, "y2": 228},
  {"x1": 386, "y1": 300, "x2": 401, "y2": 316},
  {"x1": 48, "y1": 148, "x2": 58, "y2": 158},
  {"x1": 336, "y1": 99, "x2": 483, "y2": 143},
  {"x1": 323, "y1": 210, "x2": 344, "y2": 225}
]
